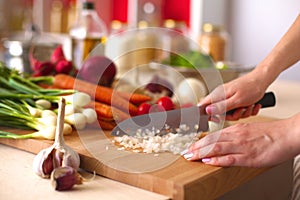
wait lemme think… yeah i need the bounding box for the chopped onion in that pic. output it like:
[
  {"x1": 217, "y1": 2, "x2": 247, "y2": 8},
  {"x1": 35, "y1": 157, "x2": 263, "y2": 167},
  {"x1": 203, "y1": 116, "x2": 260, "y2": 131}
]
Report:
[{"x1": 113, "y1": 125, "x2": 202, "y2": 155}]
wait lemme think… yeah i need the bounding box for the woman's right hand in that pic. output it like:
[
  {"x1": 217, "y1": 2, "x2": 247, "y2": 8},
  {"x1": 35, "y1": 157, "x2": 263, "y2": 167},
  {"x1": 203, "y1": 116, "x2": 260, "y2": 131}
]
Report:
[{"x1": 198, "y1": 72, "x2": 267, "y2": 121}]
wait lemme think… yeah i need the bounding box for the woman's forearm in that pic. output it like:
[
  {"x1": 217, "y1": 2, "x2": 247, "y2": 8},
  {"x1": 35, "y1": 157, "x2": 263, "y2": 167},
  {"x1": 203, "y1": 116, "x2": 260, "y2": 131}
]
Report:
[{"x1": 252, "y1": 14, "x2": 300, "y2": 88}]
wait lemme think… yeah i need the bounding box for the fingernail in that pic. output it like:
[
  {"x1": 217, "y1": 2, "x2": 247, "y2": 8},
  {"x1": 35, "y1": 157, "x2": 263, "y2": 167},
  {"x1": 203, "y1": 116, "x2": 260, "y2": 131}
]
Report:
[
  {"x1": 183, "y1": 152, "x2": 194, "y2": 160},
  {"x1": 180, "y1": 149, "x2": 189, "y2": 156},
  {"x1": 206, "y1": 105, "x2": 216, "y2": 114},
  {"x1": 240, "y1": 108, "x2": 247, "y2": 115},
  {"x1": 202, "y1": 158, "x2": 211, "y2": 163}
]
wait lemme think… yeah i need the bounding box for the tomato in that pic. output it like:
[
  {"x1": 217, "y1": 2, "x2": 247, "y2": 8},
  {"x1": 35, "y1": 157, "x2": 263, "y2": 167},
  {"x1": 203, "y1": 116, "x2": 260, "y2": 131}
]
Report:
[
  {"x1": 156, "y1": 96, "x2": 174, "y2": 111},
  {"x1": 137, "y1": 103, "x2": 151, "y2": 115}
]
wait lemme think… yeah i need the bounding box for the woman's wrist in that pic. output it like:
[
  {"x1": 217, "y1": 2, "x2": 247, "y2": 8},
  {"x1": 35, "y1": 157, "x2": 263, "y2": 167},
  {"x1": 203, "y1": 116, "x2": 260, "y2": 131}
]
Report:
[{"x1": 246, "y1": 64, "x2": 276, "y2": 92}]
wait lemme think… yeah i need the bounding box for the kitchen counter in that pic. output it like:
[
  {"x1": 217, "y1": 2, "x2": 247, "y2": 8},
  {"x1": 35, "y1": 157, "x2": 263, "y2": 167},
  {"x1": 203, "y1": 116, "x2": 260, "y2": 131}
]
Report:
[
  {"x1": 0, "y1": 144, "x2": 169, "y2": 200},
  {"x1": 0, "y1": 79, "x2": 299, "y2": 200}
]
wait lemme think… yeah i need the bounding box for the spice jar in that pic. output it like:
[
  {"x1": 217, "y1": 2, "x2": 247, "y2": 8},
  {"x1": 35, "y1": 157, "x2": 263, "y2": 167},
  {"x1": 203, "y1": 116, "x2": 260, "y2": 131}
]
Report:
[
  {"x1": 198, "y1": 23, "x2": 228, "y2": 62},
  {"x1": 162, "y1": 19, "x2": 190, "y2": 54}
]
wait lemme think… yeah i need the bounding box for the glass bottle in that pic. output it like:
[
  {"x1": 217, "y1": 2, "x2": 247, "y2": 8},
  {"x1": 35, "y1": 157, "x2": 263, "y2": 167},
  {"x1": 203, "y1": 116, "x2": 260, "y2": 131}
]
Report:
[
  {"x1": 69, "y1": 1, "x2": 108, "y2": 69},
  {"x1": 198, "y1": 23, "x2": 229, "y2": 62}
]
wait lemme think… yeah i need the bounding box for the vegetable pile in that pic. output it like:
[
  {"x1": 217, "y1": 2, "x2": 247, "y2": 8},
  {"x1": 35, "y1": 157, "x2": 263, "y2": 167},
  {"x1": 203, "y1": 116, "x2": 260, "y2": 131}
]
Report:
[
  {"x1": 0, "y1": 57, "x2": 153, "y2": 134},
  {"x1": 40, "y1": 73, "x2": 152, "y2": 128},
  {"x1": 0, "y1": 62, "x2": 97, "y2": 139}
]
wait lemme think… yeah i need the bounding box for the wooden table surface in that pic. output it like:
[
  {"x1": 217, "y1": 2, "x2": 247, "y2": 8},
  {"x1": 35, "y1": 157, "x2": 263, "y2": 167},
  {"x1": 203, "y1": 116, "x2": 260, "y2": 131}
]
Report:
[
  {"x1": 0, "y1": 79, "x2": 299, "y2": 200},
  {"x1": 0, "y1": 115, "x2": 275, "y2": 200}
]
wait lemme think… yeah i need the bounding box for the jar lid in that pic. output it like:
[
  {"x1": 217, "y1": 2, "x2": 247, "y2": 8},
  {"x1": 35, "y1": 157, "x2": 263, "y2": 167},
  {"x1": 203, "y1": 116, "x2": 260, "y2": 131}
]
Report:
[{"x1": 82, "y1": 2, "x2": 95, "y2": 10}]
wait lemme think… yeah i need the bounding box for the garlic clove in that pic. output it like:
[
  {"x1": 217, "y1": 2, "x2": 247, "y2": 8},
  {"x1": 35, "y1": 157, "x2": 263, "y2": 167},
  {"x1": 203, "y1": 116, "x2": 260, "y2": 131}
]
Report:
[
  {"x1": 33, "y1": 146, "x2": 55, "y2": 178},
  {"x1": 55, "y1": 145, "x2": 80, "y2": 170},
  {"x1": 42, "y1": 153, "x2": 55, "y2": 176},
  {"x1": 51, "y1": 166, "x2": 83, "y2": 191},
  {"x1": 62, "y1": 146, "x2": 80, "y2": 170}
]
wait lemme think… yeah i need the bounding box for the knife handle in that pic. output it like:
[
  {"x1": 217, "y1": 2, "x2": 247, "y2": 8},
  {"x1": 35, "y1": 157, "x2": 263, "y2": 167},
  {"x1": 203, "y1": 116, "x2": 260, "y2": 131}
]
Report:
[{"x1": 226, "y1": 92, "x2": 276, "y2": 115}]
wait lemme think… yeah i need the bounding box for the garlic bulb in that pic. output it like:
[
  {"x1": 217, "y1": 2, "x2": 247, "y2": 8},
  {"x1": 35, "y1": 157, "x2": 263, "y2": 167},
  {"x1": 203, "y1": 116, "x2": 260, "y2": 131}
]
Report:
[{"x1": 33, "y1": 97, "x2": 80, "y2": 178}]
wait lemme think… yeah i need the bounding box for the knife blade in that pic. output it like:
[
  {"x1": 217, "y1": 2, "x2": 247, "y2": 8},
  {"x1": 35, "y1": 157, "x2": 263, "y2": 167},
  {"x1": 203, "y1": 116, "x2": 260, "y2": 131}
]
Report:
[{"x1": 111, "y1": 92, "x2": 276, "y2": 137}]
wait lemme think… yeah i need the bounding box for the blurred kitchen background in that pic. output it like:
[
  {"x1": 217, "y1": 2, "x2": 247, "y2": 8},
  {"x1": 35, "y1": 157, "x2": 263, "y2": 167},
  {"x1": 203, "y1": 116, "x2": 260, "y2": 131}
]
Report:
[{"x1": 0, "y1": 0, "x2": 299, "y2": 81}]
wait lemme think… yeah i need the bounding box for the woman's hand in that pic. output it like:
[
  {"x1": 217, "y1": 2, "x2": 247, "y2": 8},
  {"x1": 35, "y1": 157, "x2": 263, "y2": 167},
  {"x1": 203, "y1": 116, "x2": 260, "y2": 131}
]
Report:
[
  {"x1": 199, "y1": 72, "x2": 268, "y2": 121},
  {"x1": 182, "y1": 114, "x2": 300, "y2": 167}
]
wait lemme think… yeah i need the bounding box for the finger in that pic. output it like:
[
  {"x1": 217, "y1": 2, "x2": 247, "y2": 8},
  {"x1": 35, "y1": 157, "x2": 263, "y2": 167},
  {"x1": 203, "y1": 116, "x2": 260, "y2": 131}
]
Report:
[
  {"x1": 226, "y1": 104, "x2": 258, "y2": 120},
  {"x1": 206, "y1": 92, "x2": 250, "y2": 116},
  {"x1": 201, "y1": 154, "x2": 261, "y2": 167},
  {"x1": 203, "y1": 85, "x2": 228, "y2": 104},
  {"x1": 201, "y1": 155, "x2": 238, "y2": 167},
  {"x1": 187, "y1": 141, "x2": 242, "y2": 161},
  {"x1": 240, "y1": 105, "x2": 255, "y2": 118},
  {"x1": 189, "y1": 131, "x2": 226, "y2": 152},
  {"x1": 225, "y1": 108, "x2": 246, "y2": 121},
  {"x1": 198, "y1": 86, "x2": 228, "y2": 110},
  {"x1": 205, "y1": 100, "x2": 228, "y2": 115},
  {"x1": 198, "y1": 95, "x2": 212, "y2": 107},
  {"x1": 252, "y1": 104, "x2": 262, "y2": 116}
]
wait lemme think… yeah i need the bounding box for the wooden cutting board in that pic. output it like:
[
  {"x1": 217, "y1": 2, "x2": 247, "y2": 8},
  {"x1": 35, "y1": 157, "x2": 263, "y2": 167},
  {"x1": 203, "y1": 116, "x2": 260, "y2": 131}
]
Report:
[{"x1": 0, "y1": 116, "x2": 275, "y2": 200}]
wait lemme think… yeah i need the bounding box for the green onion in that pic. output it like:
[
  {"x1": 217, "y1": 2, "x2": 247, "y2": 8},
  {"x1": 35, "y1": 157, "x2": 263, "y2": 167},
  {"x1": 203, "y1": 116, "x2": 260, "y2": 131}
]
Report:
[{"x1": 0, "y1": 64, "x2": 94, "y2": 139}]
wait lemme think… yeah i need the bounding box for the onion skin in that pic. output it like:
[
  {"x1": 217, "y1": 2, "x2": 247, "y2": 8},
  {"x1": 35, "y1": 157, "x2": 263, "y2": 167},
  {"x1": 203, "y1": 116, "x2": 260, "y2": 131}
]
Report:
[{"x1": 79, "y1": 56, "x2": 117, "y2": 87}]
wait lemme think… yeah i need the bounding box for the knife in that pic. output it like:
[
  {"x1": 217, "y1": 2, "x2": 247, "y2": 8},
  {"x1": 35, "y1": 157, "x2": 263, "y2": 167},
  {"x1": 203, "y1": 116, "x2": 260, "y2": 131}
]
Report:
[{"x1": 111, "y1": 92, "x2": 276, "y2": 137}]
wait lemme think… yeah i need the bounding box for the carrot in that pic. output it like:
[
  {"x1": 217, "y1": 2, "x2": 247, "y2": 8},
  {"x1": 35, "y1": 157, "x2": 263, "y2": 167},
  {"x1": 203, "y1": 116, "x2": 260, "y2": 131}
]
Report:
[
  {"x1": 53, "y1": 74, "x2": 138, "y2": 115},
  {"x1": 118, "y1": 92, "x2": 152, "y2": 105},
  {"x1": 111, "y1": 105, "x2": 132, "y2": 122},
  {"x1": 86, "y1": 100, "x2": 131, "y2": 122},
  {"x1": 89, "y1": 119, "x2": 116, "y2": 130},
  {"x1": 97, "y1": 116, "x2": 115, "y2": 122},
  {"x1": 85, "y1": 101, "x2": 113, "y2": 119}
]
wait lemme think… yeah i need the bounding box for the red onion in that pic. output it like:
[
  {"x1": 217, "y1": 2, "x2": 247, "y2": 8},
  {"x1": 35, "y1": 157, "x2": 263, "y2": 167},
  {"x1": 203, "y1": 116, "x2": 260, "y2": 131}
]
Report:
[{"x1": 79, "y1": 55, "x2": 117, "y2": 87}]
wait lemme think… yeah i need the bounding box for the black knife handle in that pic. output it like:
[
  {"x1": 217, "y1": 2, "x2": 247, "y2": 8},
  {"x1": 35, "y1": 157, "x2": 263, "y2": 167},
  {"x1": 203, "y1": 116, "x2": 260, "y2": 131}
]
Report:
[{"x1": 226, "y1": 92, "x2": 276, "y2": 115}]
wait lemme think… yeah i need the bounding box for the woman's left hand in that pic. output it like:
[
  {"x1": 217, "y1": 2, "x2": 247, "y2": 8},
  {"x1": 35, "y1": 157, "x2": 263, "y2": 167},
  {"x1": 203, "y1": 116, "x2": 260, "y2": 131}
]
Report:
[{"x1": 182, "y1": 114, "x2": 300, "y2": 167}]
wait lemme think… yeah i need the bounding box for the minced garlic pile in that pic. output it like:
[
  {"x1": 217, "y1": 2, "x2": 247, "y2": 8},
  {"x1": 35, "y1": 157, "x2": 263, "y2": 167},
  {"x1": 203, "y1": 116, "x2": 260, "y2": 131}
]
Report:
[{"x1": 112, "y1": 124, "x2": 204, "y2": 155}]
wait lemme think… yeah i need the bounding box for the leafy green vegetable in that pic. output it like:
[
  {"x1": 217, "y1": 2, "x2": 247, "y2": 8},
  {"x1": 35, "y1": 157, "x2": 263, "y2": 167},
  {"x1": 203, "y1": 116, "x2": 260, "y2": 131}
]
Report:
[{"x1": 162, "y1": 50, "x2": 214, "y2": 68}]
